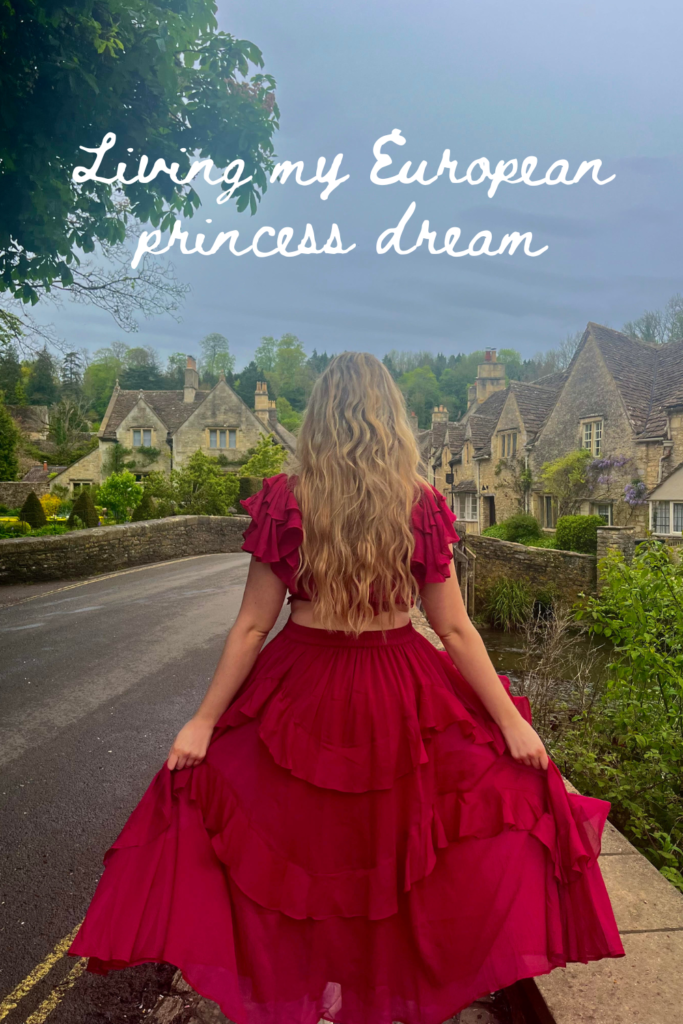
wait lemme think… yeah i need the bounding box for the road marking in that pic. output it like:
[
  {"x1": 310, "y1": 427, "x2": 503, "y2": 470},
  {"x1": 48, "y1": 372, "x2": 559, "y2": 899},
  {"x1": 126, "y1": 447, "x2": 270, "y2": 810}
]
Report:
[
  {"x1": 0, "y1": 922, "x2": 82, "y2": 1021},
  {"x1": 1, "y1": 554, "x2": 228, "y2": 610},
  {"x1": 22, "y1": 960, "x2": 87, "y2": 1024},
  {"x1": 1, "y1": 624, "x2": 44, "y2": 632}
]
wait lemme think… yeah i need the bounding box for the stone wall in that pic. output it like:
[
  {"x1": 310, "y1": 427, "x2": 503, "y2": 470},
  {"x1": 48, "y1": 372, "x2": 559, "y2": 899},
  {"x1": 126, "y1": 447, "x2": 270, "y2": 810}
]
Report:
[
  {"x1": 0, "y1": 481, "x2": 49, "y2": 508},
  {"x1": 0, "y1": 515, "x2": 252, "y2": 585},
  {"x1": 462, "y1": 532, "x2": 597, "y2": 610}
]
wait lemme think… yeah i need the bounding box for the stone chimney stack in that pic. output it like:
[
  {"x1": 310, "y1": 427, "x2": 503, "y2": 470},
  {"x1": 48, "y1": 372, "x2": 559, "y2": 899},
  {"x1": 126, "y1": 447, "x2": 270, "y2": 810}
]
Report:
[
  {"x1": 254, "y1": 381, "x2": 271, "y2": 426},
  {"x1": 267, "y1": 400, "x2": 278, "y2": 429},
  {"x1": 474, "y1": 348, "x2": 506, "y2": 405},
  {"x1": 184, "y1": 355, "x2": 199, "y2": 403},
  {"x1": 431, "y1": 405, "x2": 449, "y2": 428}
]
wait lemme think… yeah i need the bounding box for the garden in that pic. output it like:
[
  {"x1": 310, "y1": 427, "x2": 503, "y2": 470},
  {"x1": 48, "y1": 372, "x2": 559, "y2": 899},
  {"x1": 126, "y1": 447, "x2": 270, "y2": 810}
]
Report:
[
  {"x1": 0, "y1": 434, "x2": 285, "y2": 539},
  {"x1": 479, "y1": 541, "x2": 683, "y2": 893}
]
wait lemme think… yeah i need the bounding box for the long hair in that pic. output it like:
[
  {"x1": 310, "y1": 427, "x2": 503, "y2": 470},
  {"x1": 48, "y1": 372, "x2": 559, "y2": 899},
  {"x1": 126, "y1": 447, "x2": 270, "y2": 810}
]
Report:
[{"x1": 292, "y1": 351, "x2": 427, "y2": 634}]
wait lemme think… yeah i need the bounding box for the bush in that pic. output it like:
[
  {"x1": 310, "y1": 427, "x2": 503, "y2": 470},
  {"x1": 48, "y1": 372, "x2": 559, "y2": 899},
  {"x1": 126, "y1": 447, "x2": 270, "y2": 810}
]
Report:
[
  {"x1": 239, "y1": 434, "x2": 286, "y2": 478},
  {"x1": 96, "y1": 471, "x2": 143, "y2": 522},
  {"x1": 131, "y1": 490, "x2": 157, "y2": 521},
  {"x1": 19, "y1": 491, "x2": 47, "y2": 529},
  {"x1": 555, "y1": 514, "x2": 602, "y2": 554},
  {"x1": 554, "y1": 541, "x2": 683, "y2": 891},
  {"x1": 483, "y1": 513, "x2": 542, "y2": 543},
  {"x1": 238, "y1": 476, "x2": 264, "y2": 504},
  {"x1": 40, "y1": 493, "x2": 62, "y2": 518},
  {"x1": 32, "y1": 524, "x2": 70, "y2": 536},
  {"x1": 171, "y1": 451, "x2": 240, "y2": 516},
  {"x1": 482, "y1": 578, "x2": 534, "y2": 631},
  {"x1": 67, "y1": 489, "x2": 100, "y2": 528}
]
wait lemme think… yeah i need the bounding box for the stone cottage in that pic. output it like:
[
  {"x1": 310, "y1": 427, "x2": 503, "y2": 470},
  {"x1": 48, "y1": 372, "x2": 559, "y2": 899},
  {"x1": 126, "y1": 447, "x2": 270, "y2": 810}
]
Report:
[
  {"x1": 420, "y1": 325, "x2": 683, "y2": 539},
  {"x1": 51, "y1": 357, "x2": 296, "y2": 493}
]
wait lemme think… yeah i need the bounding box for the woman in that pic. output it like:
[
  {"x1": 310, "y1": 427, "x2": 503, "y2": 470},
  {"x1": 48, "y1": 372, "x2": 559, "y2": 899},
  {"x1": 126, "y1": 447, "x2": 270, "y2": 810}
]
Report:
[{"x1": 70, "y1": 352, "x2": 623, "y2": 1024}]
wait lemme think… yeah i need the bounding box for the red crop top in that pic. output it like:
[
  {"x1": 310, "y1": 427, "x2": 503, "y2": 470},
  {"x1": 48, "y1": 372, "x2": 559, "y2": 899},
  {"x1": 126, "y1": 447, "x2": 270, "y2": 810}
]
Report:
[{"x1": 240, "y1": 474, "x2": 460, "y2": 604}]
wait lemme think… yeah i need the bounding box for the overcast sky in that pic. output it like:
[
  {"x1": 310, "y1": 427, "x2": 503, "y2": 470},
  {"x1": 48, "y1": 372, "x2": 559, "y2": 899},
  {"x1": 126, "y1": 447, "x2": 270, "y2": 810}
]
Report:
[{"x1": 35, "y1": 0, "x2": 683, "y2": 369}]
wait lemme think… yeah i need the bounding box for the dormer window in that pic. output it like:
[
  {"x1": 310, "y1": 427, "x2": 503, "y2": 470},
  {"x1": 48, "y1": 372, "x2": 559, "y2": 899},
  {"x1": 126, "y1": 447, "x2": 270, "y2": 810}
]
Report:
[
  {"x1": 499, "y1": 431, "x2": 517, "y2": 457},
  {"x1": 133, "y1": 429, "x2": 152, "y2": 447},
  {"x1": 582, "y1": 419, "x2": 602, "y2": 456}
]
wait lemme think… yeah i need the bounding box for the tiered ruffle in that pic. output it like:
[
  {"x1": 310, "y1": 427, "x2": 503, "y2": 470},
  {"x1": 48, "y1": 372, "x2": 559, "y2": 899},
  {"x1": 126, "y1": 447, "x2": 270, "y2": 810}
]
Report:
[{"x1": 71, "y1": 620, "x2": 623, "y2": 1024}]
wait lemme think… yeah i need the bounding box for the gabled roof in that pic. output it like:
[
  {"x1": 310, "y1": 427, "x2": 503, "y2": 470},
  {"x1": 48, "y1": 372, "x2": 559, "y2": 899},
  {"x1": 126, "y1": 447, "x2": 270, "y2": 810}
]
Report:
[
  {"x1": 22, "y1": 463, "x2": 67, "y2": 482},
  {"x1": 577, "y1": 323, "x2": 683, "y2": 439},
  {"x1": 508, "y1": 380, "x2": 562, "y2": 438},
  {"x1": 100, "y1": 389, "x2": 211, "y2": 440}
]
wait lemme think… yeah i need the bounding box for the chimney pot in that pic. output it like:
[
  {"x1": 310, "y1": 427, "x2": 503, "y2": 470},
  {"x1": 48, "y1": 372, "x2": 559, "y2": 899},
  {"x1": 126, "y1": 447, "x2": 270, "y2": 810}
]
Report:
[{"x1": 43, "y1": 461, "x2": 48, "y2": 471}]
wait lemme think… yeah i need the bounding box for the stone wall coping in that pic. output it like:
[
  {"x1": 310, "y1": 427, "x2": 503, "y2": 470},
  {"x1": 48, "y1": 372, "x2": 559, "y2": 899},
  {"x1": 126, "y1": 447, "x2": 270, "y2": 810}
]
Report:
[
  {"x1": 408, "y1": 607, "x2": 683, "y2": 1023},
  {"x1": 473, "y1": 533, "x2": 597, "y2": 560},
  {"x1": 0, "y1": 514, "x2": 251, "y2": 552}
]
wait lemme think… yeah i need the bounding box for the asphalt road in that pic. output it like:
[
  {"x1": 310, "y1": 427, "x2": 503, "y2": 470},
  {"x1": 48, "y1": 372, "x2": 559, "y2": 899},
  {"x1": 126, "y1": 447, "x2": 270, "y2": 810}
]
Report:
[{"x1": 0, "y1": 553, "x2": 289, "y2": 1024}]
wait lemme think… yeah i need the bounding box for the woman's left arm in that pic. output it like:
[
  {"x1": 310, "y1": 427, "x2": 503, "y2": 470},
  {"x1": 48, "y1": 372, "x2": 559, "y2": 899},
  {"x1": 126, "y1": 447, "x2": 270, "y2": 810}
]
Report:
[{"x1": 167, "y1": 558, "x2": 287, "y2": 770}]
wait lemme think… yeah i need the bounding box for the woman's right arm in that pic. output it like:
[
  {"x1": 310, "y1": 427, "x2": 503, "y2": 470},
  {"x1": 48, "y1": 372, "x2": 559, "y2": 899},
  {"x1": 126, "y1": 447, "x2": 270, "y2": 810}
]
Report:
[
  {"x1": 419, "y1": 562, "x2": 548, "y2": 770},
  {"x1": 167, "y1": 558, "x2": 287, "y2": 770}
]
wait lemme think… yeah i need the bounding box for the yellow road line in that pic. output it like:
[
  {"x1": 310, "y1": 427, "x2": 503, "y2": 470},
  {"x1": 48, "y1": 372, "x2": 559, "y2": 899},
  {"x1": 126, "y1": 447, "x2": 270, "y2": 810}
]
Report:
[
  {"x1": 3, "y1": 554, "x2": 219, "y2": 609},
  {"x1": 0, "y1": 922, "x2": 82, "y2": 1021},
  {"x1": 22, "y1": 960, "x2": 87, "y2": 1024}
]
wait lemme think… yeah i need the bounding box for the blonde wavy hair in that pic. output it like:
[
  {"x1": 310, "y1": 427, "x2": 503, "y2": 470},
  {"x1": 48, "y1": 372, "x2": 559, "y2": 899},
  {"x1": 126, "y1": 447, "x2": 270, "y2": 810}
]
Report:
[{"x1": 292, "y1": 351, "x2": 428, "y2": 634}]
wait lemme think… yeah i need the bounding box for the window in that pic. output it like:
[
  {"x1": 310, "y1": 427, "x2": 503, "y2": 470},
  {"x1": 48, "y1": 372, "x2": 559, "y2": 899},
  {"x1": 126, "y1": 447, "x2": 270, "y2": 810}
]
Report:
[
  {"x1": 651, "y1": 501, "x2": 683, "y2": 534},
  {"x1": 544, "y1": 495, "x2": 555, "y2": 528},
  {"x1": 499, "y1": 432, "x2": 518, "y2": 458},
  {"x1": 456, "y1": 493, "x2": 478, "y2": 521},
  {"x1": 582, "y1": 419, "x2": 603, "y2": 456},
  {"x1": 209, "y1": 429, "x2": 237, "y2": 450},
  {"x1": 72, "y1": 481, "x2": 92, "y2": 494},
  {"x1": 595, "y1": 502, "x2": 613, "y2": 526},
  {"x1": 652, "y1": 501, "x2": 670, "y2": 533},
  {"x1": 133, "y1": 428, "x2": 152, "y2": 447}
]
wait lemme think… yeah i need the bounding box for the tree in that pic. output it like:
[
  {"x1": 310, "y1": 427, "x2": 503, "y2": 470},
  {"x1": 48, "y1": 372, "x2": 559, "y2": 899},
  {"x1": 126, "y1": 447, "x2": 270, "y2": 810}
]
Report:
[
  {"x1": 171, "y1": 451, "x2": 240, "y2": 515},
  {"x1": 0, "y1": 344, "x2": 22, "y2": 400},
  {"x1": 19, "y1": 491, "x2": 47, "y2": 528},
  {"x1": 102, "y1": 442, "x2": 135, "y2": 477},
  {"x1": 97, "y1": 471, "x2": 143, "y2": 522},
  {"x1": 232, "y1": 359, "x2": 264, "y2": 407},
  {"x1": 623, "y1": 294, "x2": 683, "y2": 345},
  {"x1": 164, "y1": 353, "x2": 187, "y2": 390},
  {"x1": 0, "y1": 0, "x2": 280, "y2": 326},
  {"x1": 398, "y1": 366, "x2": 442, "y2": 428},
  {"x1": 47, "y1": 399, "x2": 93, "y2": 465},
  {"x1": 67, "y1": 489, "x2": 100, "y2": 528},
  {"x1": 119, "y1": 347, "x2": 165, "y2": 390},
  {"x1": 0, "y1": 394, "x2": 20, "y2": 479},
  {"x1": 26, "y1": 348, "x2": 59, "y2": 405},
  {"x1": 307, "y1": 349, "x2": 331, "y2": 375},
  {"x1": 540, "y1": 449, "x2": 595, "y2": 516},
  {"x1": 131, "y1": 489, "x2": 157, "y2": 521},
  {"x1": 254, "y1": 337, "x2": 278, "y2": 373},
  {"x1": 240, "y1": 435, "x2": 286, "y2": 478},
  {"x1": 199, "y1": 334, "x2": 235, "y2": 384},
  {"x1": 276, "y1": 396, "x2": 303, "y2": 433},
  {"x1": 83, "y1": 347, "x2": 125, "y2": 417},
  {"x1": 267, "y1": 334, "x2": 314, "y2": 411},
  {"x1": 61, "y1": 352, "x2": 83, "y2": 399}
]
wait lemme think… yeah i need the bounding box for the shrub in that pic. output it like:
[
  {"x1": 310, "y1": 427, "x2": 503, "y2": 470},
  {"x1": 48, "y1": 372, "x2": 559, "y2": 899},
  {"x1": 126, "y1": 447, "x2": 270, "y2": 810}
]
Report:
[
  {"x1": 483, "y1": 513, "x2": 541, "y2": 543},
  {"x1": 171, "y1": 451, "x2": 240, "y2": 516},
  {"x1": 32, "y1": 524, "x2": 70, "y2": 536},
  {"x1": 555, "y1": 514, "x2": 602, "y2": 554},
  {"x1": 555, "y1": 541, "x2": 683, "y2": 891},
  {"x1": 96, "y1": 471, "x2": 143, "y2": 522},
  {"x1": 19, "y1": 491, "x2": 47, "y2": 529},
  {"x1": 482, "y1": 578, "x2": 533, "y2": 631},
  {"x1": 238, "y1": 476, "x2": 264, "y2": 504},
  {"x1": 67, "y1": 489, "x2": 100, "y2": 528},
  {"x1": 239, "y1": 434, "x2": 286, "y2": 478},
  {"x1": 40, "y1": 493, "x2": 62, "y2": 519},
  {"x1": 131, "y1": 490, "x2": 157, "y2": 521}
]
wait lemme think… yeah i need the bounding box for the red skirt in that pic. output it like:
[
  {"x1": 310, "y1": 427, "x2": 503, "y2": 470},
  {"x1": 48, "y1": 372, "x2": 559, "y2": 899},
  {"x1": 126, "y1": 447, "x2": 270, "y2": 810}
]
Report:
[{"x1": 70, "y1": 619, "x2": 624, "y2": 1024}]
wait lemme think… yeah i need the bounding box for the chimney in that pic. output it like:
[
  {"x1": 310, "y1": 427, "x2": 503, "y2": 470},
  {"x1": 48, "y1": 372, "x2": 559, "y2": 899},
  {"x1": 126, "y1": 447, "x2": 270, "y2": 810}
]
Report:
[
  {"x1": 475, "y1": 350, "x2": 506, "y2": 404},
  {"x1": 254, "y1": 381, "x2": 270, "y2": 426},
  {"x1": 431, "y1": 405, "x2": 449, "y2": 427},
  {"x1": 184, "y1": 355, "x2": 199, "y2": 403},
  {"x1": 267, "y1": 400, "x2": 278, "y2": 429},
  {"x1": 43, "y1": 461, "x2": 48, "y2": 472}
]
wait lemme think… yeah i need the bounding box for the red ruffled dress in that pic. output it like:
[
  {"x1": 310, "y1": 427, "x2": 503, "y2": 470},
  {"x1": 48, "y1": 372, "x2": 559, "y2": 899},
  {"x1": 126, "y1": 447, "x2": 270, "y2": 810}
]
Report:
[{"x1": 70, "y1": 475, "x2": 624, "y2": 1024}]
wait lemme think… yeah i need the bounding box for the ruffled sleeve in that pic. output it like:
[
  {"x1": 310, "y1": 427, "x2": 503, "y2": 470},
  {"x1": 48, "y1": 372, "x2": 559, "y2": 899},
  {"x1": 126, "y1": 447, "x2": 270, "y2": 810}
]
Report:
[
  {"x1": 240, "y1": 474, "x2": 303, "y2": 591},
  {"x1": 410, "y1": 484, "x2": 460, "y2": 588}
]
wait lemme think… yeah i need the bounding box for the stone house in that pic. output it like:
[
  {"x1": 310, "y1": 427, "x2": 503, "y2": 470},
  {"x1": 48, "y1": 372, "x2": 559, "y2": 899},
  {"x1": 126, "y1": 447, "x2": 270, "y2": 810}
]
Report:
[
  {"x1": 419, "y1": 325, "x2": 683, "y2": 539},
  {"x1": 50, "y1": 357, "x2": 296, "y2": 494}
]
